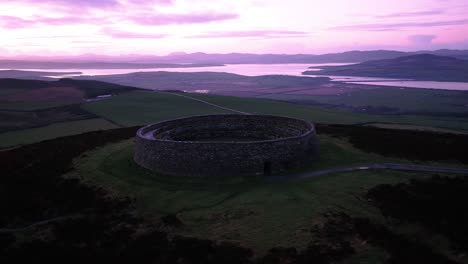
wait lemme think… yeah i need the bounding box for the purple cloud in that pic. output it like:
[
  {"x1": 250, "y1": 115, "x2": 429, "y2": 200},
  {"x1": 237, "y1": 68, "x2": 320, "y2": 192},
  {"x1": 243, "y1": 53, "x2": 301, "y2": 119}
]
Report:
[
  {"x1": 377, "y1": 9, "x2": 444, "y2": 18},
  {"x1": 101, "y1": 28, "x2": 168, "y2": 38},
  {"x1": 0, "y1": 15, "x2": 106, "y2": 28},
  {"x1": 2, "y1": 0, "x2": 120, "y2": 9},
  {"x1": 129, "y1": 0, "x2": 174, "y2": 5},
  {"x1": 188, "y1": 30, "x2": 310, "y2": 38},
  {"x1": 0, "y1": 12, "x2": 238, "y2": 29},
  {"x1": 0, "y1": 16, "x2": 30, "y2": 28},
  {"x1": 3, "y1": 0, "x2": 174, "y2": 9},
  {"x1": 330, "y1": 19, "x2": 468, "y2": 31},
  {"x1": 34, "y1": 16, "x2": 103, "y2": 25},
  {"x1": 130, "y1": 12, "x2": 239, "y2": 25},
  {"x1": 71, "y1": 40, "x2": 111, "y2": 44},
  {"x1": 408, "y1": 34, "x2": 437, "y2": 45}
]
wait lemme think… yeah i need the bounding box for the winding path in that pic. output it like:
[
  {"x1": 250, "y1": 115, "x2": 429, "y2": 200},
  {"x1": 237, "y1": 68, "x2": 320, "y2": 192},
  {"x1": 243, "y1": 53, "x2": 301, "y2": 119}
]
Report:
[
  {"x1": 268, "y1": 163, "x2": 468, "y2": 182},
  {"x1": 161, "y1": 91, "x2": 251, "y2": 115}
]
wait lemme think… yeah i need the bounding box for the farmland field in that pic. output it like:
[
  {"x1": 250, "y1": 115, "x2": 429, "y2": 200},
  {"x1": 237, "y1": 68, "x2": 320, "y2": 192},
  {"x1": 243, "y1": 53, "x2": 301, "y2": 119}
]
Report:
[
  {"x1": 81, "y1": 91, "x2": 230, "y2": 126},
  {"x1": 2, "y1": 74, "x2": 468, "y2": 150},
  {"x1": 258, "y1": 87, "x2": 468, "y2": 114},
  {"x1": 4, "y1": 89, "x2": 468, "y2": 148},
  {"x1": 186, "y1": 92, "x2": 468, "y2": 131},
  {"x1": 0, "y1": 118, "x2": 118, "y2": 147}
]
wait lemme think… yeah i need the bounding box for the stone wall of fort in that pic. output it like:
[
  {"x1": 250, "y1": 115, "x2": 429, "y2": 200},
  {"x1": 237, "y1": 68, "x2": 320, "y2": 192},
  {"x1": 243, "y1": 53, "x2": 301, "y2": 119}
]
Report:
[{"x1": 134, "y1": 115, "x2": 318, "y2": 177}]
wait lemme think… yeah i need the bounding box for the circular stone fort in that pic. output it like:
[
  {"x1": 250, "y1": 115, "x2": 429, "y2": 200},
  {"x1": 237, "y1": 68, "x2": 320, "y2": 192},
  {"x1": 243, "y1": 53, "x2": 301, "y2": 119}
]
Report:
[{"x1": 134, "y1": 114, "x2": 318, "y2": 177}]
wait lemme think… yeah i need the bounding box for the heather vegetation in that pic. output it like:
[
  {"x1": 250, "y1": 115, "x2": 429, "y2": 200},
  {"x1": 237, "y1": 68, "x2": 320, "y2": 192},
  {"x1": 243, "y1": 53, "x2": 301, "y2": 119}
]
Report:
[{"x1": 1, "y1": 125, "x2": 468, "y2": 263}]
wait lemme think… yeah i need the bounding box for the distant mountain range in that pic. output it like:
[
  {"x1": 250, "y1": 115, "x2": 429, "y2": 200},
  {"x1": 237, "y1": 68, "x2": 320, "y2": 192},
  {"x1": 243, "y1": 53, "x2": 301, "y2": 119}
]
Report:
[
  {"x1": 0, "y1": 61, "x2": 223, "y2": 70},
  {"x1": 303, "y1": 54, "x2": 468, "y2": 82},
  {"x1": 156, "y1": 49, "x2": 468, "y2": 64},
  {"x1": 1, "y1": 49, "x2": 468, "y2": 68}
]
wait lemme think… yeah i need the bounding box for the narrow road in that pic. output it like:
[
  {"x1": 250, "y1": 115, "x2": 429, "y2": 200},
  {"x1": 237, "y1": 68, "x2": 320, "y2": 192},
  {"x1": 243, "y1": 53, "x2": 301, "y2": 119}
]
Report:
[
  {"x1": 268, "y1": 163, "x2": 468, "y2": 182},
  {"x1": 160, "y1": 91, "x2": 251, "y2": 115}
]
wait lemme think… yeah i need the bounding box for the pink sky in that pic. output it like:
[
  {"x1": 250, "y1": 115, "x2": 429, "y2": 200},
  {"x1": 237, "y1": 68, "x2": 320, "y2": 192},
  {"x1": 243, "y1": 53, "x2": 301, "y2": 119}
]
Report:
[{"x1": 1, "y1": 0, "x2": 468, "y2": 56}]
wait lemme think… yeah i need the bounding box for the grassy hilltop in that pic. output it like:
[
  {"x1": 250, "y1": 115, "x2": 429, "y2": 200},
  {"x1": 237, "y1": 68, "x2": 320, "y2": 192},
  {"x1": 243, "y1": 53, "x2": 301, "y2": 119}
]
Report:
[
  {"x1": 1, "y1": 75, "x2": 468, "y2": 263},
  {"x1": 304, "y1": 54, "x2": 468, "y2": 82},
  {"x1": 2, "y1": 123, "x2": 468, "y2": 263}
]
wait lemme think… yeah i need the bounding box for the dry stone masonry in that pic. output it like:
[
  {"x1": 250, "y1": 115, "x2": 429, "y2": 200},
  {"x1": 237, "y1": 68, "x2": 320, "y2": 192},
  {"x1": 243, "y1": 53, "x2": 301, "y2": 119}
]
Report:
[{"x1": 134, "y1": 114, "x2": 318, "y2": 177}]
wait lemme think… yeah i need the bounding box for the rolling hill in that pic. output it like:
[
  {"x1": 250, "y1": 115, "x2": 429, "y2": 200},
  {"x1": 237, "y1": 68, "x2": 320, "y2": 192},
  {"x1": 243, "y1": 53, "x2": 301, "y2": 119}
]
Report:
[
  {"x1": 0, "y1": 78, "x2": 141, "y2": 134},
  {"x1": 3, "y1": 49, "x2": 468, "y2": 64},
  {"x1": 304, "y1": 54, "x2": 468, "y2": 82}
]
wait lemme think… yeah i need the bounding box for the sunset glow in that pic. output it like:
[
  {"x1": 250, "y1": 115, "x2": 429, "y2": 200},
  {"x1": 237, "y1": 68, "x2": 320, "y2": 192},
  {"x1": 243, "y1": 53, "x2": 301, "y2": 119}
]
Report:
[{"x1": 1, "y1": 0, "x2": 468, "y2": 56}]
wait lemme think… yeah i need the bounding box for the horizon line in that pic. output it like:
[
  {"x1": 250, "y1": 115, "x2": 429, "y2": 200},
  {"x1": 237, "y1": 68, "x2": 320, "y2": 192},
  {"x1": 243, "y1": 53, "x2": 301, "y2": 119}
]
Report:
[{"x1": 1, "y1": 48, "x2": 467, "y2": 59}]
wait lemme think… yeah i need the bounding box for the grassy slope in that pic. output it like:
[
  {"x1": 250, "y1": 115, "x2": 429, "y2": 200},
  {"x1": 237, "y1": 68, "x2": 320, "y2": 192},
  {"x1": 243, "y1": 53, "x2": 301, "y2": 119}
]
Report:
[
  {"x1": 259, "y1": 88, "x2": 468, "y2": 114},
  {"x1": 188, "y1": 93, "x2": 372, "y2": 124},
  {"x1": 0, "y1": 78, "x2": 130, "y2": 110},
  {"x1": 3, "y1": 89, "x2": 468, "y2": 147},
  {"x1": 186, "y1": 93, "x2": 468, "y2": 131},
  {"x1": 0, "y1": 100, "x2": 82, "y2": 111},
  {"x1": 0, "y1": 118, "x2": 118, "y2": 147},
  {"x1": 72, "y1": 136, "x2": 460, "y2": 253},
  {"x1": 304, "y1": 54, "x2": 468, "y2": 82},
  {"x1": 0, "y1": 91, "x2": 227, "y2": 147},
  {"x1": 0, "y1": 83, "x2": 65, "y2": 110},
  {"x1": 82, "y1": 91, "x2": 230, "y2": 126},
  {"x1": 4, "y1": 88, "x2": 464, "y2": 164},
  {"x1": 0, "y1": 79, "x2": 141, "y2": 147},
  {"x1": 364, "y1": 123, "x2": 468, "y2": 134},
  {"x1": 82, "y1": 91, "x2": 468, "y2": 131}
]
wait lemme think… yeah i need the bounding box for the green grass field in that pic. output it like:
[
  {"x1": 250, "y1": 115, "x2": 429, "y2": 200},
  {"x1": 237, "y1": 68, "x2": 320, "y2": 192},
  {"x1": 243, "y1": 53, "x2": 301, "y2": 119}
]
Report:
[
  {"x1": 0, "y1": 118, "x2": 118, "y2": 147},
  {"x1": 0, "y1": 84, "x2": 80, "y2": 110},
  {"x1": 257, "y1": 88, "x2": 468, "y2": 114},
  {"x1": 0, "y1": 100, "x2": 83, "y2": 111},
  {"x1": 72, "y1": 136, "x2": 460, "y2": 253},
  {"x1": 188, "y1": 92, "x2": 375, "y2": 124},
  {"x1": 82, "y1": 91, "x2": 468, "y2": 132},
  {"x1": 186, "y1": 93, "x2": 468, "y2": 131},
  {"x1": 3, "y1": 89, "x2": 468, "y2": 148},
  {"x1": 82, "y1": 91, "x2": 230, "y2": 126},
  {"x1": 364, "y1": 123, "x2": 468, "y2": 134}
]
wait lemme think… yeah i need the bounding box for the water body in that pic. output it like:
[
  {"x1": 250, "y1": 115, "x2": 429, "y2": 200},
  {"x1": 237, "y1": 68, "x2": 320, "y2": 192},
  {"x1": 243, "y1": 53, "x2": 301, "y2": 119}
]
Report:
[
  {"x1": 302, "y1": 74, "x2": 468, "y2": 90},
  {"x1": 5, "y1": 63, "x2": 347, "y2": 77},
  {"x1": 4, "y1": 63, "x2": 468, "y2": 91}
]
